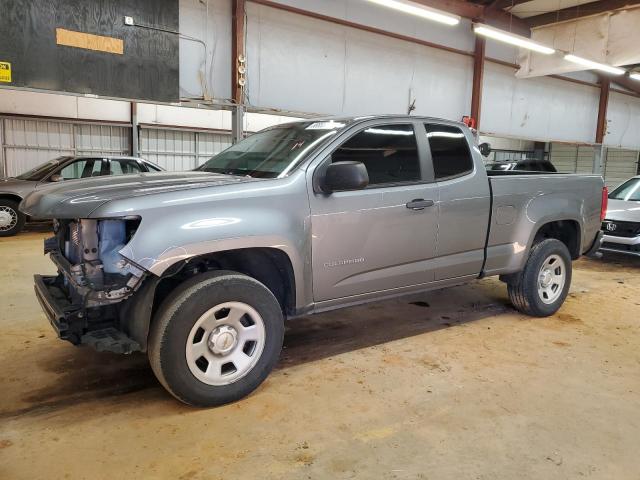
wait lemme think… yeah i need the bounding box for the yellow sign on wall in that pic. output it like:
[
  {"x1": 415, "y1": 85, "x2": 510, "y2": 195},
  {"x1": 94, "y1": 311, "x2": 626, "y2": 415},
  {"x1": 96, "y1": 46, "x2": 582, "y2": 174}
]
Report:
[{"x1": 0, "y1": 62, "x2": 11, "y2": 83}]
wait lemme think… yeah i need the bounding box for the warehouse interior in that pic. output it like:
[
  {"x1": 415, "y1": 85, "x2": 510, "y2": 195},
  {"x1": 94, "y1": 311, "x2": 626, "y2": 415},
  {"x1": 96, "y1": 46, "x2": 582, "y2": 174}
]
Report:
[{"x1": 1, "y1": 0, "x2": 639, "y2": 478}]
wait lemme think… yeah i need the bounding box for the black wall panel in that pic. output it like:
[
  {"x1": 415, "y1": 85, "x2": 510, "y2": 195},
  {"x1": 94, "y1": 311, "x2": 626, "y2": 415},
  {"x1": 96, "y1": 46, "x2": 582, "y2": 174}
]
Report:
[{"x1": 0, "y1": 0, "x2": 179, "y2": 102}]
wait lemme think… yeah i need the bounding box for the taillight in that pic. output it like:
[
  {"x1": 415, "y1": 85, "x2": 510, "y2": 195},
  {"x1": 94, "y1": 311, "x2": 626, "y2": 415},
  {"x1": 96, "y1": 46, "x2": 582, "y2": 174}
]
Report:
[{"x1": 600, "y1": 186, "x2": 608, "y2": 222}]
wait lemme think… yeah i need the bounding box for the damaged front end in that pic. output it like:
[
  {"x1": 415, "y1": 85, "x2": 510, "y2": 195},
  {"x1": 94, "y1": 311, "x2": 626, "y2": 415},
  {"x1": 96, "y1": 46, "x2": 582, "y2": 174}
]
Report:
[{"x1": 35, "y1": 218, "x2": 149, "y2": 353}]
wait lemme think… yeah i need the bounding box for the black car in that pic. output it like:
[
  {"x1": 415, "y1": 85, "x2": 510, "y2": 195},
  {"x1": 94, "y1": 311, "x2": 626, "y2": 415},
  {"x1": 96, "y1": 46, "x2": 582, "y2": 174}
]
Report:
[{"x1": 486, "y1": 159, "x2": 557, "y2": 173}]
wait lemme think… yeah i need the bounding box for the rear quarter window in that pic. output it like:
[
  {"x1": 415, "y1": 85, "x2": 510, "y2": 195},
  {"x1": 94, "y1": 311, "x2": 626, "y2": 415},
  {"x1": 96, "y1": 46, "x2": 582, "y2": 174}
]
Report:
[{"x1": 424, "y1": 124, "x2": 473, "y2": 180}]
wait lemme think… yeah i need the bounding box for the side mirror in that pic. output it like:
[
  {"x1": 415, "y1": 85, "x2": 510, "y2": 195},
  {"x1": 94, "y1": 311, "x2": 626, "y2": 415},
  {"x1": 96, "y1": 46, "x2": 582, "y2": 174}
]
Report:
[
  {"x1": 50, "y1": 174, "x2": 64, "y2": 182},
  {"x1": 322, "y1": 161, "x2": 369, "y2": 193},
  {"x1": 479, "y1": 142, "x2": 492, "y2": 157}
]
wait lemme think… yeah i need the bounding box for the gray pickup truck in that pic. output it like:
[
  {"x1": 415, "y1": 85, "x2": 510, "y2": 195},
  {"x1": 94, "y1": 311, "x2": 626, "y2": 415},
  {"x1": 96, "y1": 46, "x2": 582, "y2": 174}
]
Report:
[{"x1": 21, "y1": 116, "x2": 606, "y2": 407}]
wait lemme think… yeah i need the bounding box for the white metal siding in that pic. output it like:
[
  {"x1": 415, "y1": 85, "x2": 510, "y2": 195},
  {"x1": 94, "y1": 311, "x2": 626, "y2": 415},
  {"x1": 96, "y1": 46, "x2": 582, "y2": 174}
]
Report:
[
  {"x1": 1, "y1": 117, "x2": 129, "y2": 177},
  {"x1": 482, "y1": 63, "x2": 600, "y2": 144},
  {"x1": 606, "y1": 92, "x2": 640, "y2": 149},
  {"x1": 549, "y1": 144, "x2": 578, "y2": 173},
  {"x1": 197, "y1": 132, "x2": 233, "y2": 165},
  {"x1": 577, "y1": 146, "x2": 595, "y2": 174},
  {"x1": 76, "y1": 124, "x2": 130, "y2": 157},
  {"x1": 245, "y1": 2, "x2": 473, "y2": 120},
  {"x1": 549, "y1": 144, "x2": 595, "y2": 174},
  {"x1": 604, "y1": 149, "x2": 639, "y2": 189},
  {"x1": 139, "y1": 127, "x2": 232, "y2": 171}
]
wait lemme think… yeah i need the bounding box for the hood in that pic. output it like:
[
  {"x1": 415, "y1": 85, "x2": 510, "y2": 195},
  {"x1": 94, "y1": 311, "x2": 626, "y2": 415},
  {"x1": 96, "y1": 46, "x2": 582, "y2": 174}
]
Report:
[
  {"x1": 0, "y1": 177, "x2": 35, "y2": 198},
  {"x1": 605, "y1": 198, "x2": 640, "y2": 223},
  {"x1": 20, "y1": 171, "x2": 261, "y2": 219}
]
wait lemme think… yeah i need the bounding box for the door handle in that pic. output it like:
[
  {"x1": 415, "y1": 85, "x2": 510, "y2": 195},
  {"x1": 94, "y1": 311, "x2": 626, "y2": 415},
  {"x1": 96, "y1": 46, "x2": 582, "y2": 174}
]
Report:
[{"x1": 406, "y1": 198, "x2": 435, "y2": 210}]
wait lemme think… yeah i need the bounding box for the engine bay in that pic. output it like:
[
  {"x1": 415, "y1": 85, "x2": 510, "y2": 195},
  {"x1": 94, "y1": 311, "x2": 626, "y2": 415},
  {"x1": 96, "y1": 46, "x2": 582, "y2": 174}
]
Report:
[{"x1": 46, "y1": 218, "x2": 146, "y2": 308}]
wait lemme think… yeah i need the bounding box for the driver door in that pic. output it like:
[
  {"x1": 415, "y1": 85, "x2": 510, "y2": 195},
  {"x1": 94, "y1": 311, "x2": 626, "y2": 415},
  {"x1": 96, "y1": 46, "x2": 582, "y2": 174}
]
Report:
[{"x1": 308, "y1": 122, "x2": 439, "y2": 303}]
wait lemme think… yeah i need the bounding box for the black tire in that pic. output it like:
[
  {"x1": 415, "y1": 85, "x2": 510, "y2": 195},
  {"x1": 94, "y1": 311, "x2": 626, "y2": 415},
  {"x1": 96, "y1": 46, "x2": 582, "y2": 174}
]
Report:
[
  {"x1": 507, "y1": 238, "x2": 572, "y2": 317},
  {"x1": 0, "y1": 199, "x2": 26, "y2": 237},
  {"x1": 148, "y1": 270, "x2": 284, "y2": 407}
]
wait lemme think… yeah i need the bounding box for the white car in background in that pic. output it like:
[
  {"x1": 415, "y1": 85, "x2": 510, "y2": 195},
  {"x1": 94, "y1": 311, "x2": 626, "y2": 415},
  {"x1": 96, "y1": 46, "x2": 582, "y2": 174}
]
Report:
[{"x1": 601, "y1": 176, "x2": 640, "y2": 257}]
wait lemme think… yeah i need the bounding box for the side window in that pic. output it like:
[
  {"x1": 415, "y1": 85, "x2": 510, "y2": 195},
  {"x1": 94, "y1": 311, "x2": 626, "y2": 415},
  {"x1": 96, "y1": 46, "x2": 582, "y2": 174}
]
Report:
[
  {"x1": 111, "y1": 159, "x2": 143, "y2": 176},
  {"x1": 331, "y1": 124, "x2": 420, "y2": 186},
  {"x1": 424, "y1": 124, "x2": 473, "y2": 180},
  {"x1": 58, "y1": 159, "x2": 103, "y2": 180}
]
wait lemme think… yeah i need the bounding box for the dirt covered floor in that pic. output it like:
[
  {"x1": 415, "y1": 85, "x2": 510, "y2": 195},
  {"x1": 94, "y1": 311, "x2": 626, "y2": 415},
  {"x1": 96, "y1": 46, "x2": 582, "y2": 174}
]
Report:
[{"x1": 1, "y1": 231, "x2": 639, "y2": 479}]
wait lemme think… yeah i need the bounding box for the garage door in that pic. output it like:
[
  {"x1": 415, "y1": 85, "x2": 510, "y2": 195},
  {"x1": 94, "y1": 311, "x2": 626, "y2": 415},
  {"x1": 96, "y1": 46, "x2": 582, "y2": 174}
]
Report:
[
  {"x1": 1, "y1": 117, "x2": 130, "y2": 177},
  {"x1": 604, "y1": 149, "x2": 639, "y2": 189},
  {"x1": 139, "y1": 127, "x2": 232, "y2": 171}
]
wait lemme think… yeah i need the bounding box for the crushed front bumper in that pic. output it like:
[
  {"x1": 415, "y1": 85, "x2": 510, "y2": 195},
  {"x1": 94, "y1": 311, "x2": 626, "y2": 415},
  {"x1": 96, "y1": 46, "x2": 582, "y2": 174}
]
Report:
[
  {"x1": 34, "y1": 274, "x2": 142, "y2": 353},
  {"x1": 34, "y1": 274, "x2": 78, "y2": 342}
]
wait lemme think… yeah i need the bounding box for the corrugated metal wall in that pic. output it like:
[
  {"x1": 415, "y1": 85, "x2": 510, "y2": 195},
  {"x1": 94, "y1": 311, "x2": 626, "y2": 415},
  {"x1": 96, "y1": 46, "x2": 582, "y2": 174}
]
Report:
[
  {"x1": 549, "y1": 143, "x2": 639, "y2": 188},
  {"x1": 139, "y1": 127, "x2": 232, "y2": 171},
  {"x1": 549, "y1": 144, "x2": 595, "y2": 174},
  {"x1": 604, "y1": 149, "x2": 639, "y2": 189},
  {"x1": 1, "y1": 117, "x2": 129, "y2": 177}
]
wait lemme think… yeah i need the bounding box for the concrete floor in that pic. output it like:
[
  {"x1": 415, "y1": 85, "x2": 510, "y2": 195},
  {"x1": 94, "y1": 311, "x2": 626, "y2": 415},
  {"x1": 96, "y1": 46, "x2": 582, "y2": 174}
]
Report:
[{"x1": 1, "y1": 231, "x2": 639, "y2": 480}]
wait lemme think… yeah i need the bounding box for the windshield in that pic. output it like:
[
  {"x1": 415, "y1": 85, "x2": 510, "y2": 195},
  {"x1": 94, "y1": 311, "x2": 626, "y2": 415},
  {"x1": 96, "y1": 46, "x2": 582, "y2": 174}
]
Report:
[
  {"x1": 196, "y1": 120, "x2": 348, "y2": 178},
  {"x1": 609, "y1": 178, "x2": 640, "y2": 201},
  {"x1": 16, "y1": 156, "x2": 70, "y2": 181}
]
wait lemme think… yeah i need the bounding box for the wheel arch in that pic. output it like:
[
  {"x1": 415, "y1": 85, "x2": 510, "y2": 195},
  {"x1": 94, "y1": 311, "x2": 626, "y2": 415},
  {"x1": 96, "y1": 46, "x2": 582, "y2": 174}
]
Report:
[
  {"x1": 531, "y1": 219, "x2": 582, "y2": 259},
  {"x1": 0, "y1": 193, "x2": 23, "y2": 203},
  {"x1": 122, "y1": 246, "x2": 297, "y2": 352}
]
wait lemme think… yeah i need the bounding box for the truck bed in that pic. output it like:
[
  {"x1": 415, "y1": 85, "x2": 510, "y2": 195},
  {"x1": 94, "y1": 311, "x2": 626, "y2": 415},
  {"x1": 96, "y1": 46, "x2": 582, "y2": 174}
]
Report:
[{"x1": 484, "y1": 173, "x2": 604, "y2": 276}]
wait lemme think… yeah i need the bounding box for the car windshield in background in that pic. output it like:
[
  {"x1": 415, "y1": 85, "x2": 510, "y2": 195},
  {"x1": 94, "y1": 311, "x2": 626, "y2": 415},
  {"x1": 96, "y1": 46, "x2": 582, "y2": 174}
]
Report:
[
  {"x1": 487, "y1": 163, "x2": 514, "y2": 171},
  {"x1": 486, "y1": 160, "x2": 556, "y2": 173},
  {"x1": 15, "y1": 156, "x2": 70, "y2": 181},
  {"x1": 609, "y1": 178, "x2": 640, "y2": 201},
  {"x1": 197, "y1": 121, "x2": 348, "y2": 178}
]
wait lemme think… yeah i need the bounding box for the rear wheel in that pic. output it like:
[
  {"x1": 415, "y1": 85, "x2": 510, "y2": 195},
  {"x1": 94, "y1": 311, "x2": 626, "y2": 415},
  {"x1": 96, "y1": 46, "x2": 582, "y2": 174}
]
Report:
[
  {"x1": 148, "y1": 270, "x2": 284, "y2": 407},
  {"x1": 507, "y1": 238, "x2": 572, "y2": 317},
  {"x1": 0, "y1": 199, "x2": 25, "y2": 237}
]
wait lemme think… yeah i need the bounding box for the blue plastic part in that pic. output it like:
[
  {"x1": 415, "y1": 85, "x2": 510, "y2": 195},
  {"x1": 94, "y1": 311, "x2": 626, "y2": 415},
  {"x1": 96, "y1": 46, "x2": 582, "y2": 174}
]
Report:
[{"x1": 99, "y1": 220, "x2": 126, "y2": 274}]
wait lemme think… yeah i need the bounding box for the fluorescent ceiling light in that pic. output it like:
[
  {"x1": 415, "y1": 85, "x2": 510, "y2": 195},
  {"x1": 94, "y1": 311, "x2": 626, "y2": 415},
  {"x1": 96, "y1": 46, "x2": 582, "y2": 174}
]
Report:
[
  {"x1": 365, "y1": 0, "x2": 460, "y2": 26},
  {"x1": 564, "y1": 54, "x2": 625, "y2": 75},
  {"x1": 473, "y1": 24, "x2": 555, "y2": 55},
  {"x1": 629, "y1": 72, "x2": 640, "y2": 81}
]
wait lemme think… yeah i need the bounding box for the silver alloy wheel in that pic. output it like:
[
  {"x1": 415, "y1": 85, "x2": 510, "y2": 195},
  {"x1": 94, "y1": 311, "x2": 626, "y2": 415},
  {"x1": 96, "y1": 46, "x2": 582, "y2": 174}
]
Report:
[
  {"x1": 537, "y1": 254, "x2": 566, "y2": 304},
  {"x1": 0, "y1": 206, "x2": 18, "y2": 232},
  {"x1": 185, "y1": 301, "x2": 266, "y2": 386}
]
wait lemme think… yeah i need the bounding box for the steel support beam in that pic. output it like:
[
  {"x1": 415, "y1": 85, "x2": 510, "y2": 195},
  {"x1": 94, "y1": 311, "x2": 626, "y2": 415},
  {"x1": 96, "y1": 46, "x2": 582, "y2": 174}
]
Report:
[
  {"x1": 593, "y1": 144, "x2": 606, "y2": 175},
  {"x1": 414, "y1": 0, "x2": 530, "y2": 35},
  {"x1": 251, "y1": 0, "x2": 530, "y2": 37},
  {"x1": 596, "y1": 77, "x2": 610, "y2": 144},
  {"x1": 130, "y1": 102, "x2": 139, "y2": 157},
  {"x1": 488, "y1": 0, "x2": 533, "y2": 10},
  {"x1": 610, "y1": 75, "x2": 640, "y2": 97},
  {"x1": 231, "y1": 0, "x2": 246, "y2": 105},
  {"x1": 471, "y1": 37, "x2": 485, "y2": 130},
  {"x1": 527, "y1": 0, "x2": 640, "y2": 27},
  {"x1": 231, "y1": 104, "x2": 245, "y2": 144}
]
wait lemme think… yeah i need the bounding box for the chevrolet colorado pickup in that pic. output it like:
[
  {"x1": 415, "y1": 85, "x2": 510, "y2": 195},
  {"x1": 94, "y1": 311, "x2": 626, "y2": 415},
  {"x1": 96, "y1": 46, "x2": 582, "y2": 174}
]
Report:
[{"x1": 21, "y1": 116, "x2": 606, "y2": 407}]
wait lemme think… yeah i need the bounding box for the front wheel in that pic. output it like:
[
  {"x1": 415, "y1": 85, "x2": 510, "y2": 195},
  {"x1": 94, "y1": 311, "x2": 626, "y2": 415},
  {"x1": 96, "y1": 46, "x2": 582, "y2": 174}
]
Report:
[
  {"x1": 148, "y1": 270, "x2": 284, "y2": 407},
  {"x1": 0, "y1": 199, "x2": 25, "y2": 237},
  {"x1": 507, "y1": 238, "x2": 572, "y2": 317}
]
